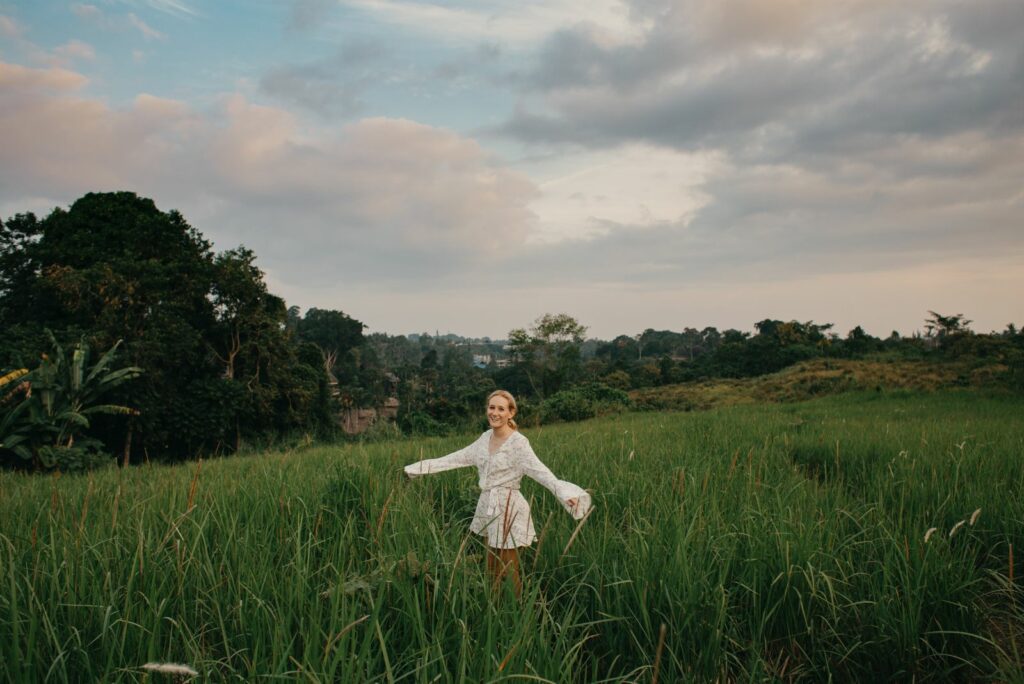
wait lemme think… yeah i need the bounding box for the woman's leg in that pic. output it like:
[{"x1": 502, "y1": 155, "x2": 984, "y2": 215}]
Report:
[{"x1": 487, "y1": 547, "x2": 522, "y2": 597}]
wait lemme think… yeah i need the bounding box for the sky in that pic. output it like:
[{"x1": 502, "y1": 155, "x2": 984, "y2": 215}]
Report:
[{"x1": 0, "y1": 0, "x2": 1021, "y2": 340}]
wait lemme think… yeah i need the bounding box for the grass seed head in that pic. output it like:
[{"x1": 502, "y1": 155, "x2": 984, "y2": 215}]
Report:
[
  {"x1": 141, "y1": 662, "x2": 198, "y2": 678},
  {"x1": 969, "y1": 508, "x2": 981, "y2": 525},
  {"x1": 924, "y1": 527, "x2": 938, "y2": 543},
  {"x1": 949, "y1": 520, "x2": 965, "y2": 538}
]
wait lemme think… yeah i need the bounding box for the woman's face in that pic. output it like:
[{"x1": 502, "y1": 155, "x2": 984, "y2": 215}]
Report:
[{"x1": 486, "y1": 396, "x2": 514, "y2": 430}]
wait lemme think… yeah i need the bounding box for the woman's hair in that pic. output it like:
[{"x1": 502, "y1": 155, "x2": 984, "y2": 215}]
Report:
[{"x1": 487, "y1": 389, "x2": 518, "y2": 430}]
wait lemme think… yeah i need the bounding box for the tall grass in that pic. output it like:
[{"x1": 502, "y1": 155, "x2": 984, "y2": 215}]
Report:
[{"x1": 1, "y1": 390, "x2": 1022, "y2": 681}]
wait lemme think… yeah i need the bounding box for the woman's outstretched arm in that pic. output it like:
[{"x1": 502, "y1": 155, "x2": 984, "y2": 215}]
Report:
[
  {"x1": 404, "y1": 439, "x2": 478, "y2": 478},
  {"x1": 517, "y1": 438, "x2": 592, "y2": 519}
]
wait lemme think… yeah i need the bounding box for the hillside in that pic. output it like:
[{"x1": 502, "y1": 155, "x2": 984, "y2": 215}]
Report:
[{"x1": 630, "y1": 357, "x2": 1010, "y2": 411}]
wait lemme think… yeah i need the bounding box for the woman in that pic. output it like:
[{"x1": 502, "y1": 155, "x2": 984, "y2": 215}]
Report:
[{"x1": 404, "y1": 390, "x2": 592, "y2": 595}]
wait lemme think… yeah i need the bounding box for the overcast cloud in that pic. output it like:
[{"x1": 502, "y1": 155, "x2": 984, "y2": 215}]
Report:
[{"x1": 0, "y1": 0, "x2": 1020, "y2": 337}]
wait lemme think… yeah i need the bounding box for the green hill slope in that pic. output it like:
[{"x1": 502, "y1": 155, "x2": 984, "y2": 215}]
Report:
[{"x1": 630, "y1": 357, "x2": 1010, "y2": 411}]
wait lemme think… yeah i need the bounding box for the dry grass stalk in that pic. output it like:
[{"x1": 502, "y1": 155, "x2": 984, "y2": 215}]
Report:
[
  {"x1": 1010, "y1": 544, "x2": 1015, "y2": 587},
  {"x1": 79, "y1": 475, "x2": 93, "y2": 534},
  {"x1": 323, "y1": 614, "x2": 370, "y2": 658},
  {"x1": 561, "y1": 506, "x2": 594, "y2": 558},
  {"x1": 375, "y1": 486, "x2": 396, "y2": 538},
  {"x1": 186, "y1": 459, "x2": 202, "y2": 512},
  {"x1": 446, "y1": 533, "x2": 474, "y2": 598},
  {"x1": 498, "y1": 644, "x2": 518, "y2": 671},
  {"x1": 111, "y1": 484, "x2": 121, "y2": 529},
  {"x1": 531, "y1": 512, "x2": 555, "y2": 573},
  {"x1": 651, "y1": 623, "x2": 667, "y2": 684}
]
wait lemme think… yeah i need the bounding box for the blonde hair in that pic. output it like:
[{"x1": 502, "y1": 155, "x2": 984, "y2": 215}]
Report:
[{"x1": 487, "y1": 389, "x2": 518, "y2": 430}]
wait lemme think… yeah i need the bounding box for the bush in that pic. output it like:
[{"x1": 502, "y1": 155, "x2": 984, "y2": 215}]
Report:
[
  {"x1": 36, "y1": 437, "x2": 111, "y2": 472},
  {"x1": 539, "y1": 383, "x2": 633, "y2": 424},
  {"x1": 401, "y1": 411, "x2": 450, "y2": 436}
]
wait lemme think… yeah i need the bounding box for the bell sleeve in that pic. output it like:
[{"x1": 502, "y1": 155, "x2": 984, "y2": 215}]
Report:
[
  {"x1": 517, "y1": 437, "x2": 592, "y2": 520},
  {"x1": 404, "y1": 439, "x2": 478, "y2": 478}
]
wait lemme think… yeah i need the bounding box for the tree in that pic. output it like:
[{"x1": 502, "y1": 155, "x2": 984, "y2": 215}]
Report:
[
  {"x1": 506, "y1": 313, "x2": 587, "y2": 398},
  {"x1": 843, "y1": 325, "x2": 880, "y2": 356},
  {"x1": 297, "y1": 308, "x2": 365, "y2": 384},
  {"x1": 924, "y1": 311, "x2": 972, "y2": 340},
  {"x1": 0, "y1": 193, "x2": 219, "y2": 457},
  {"x1": 0, "y1": 192, "x2": 336, "y2": 459}
]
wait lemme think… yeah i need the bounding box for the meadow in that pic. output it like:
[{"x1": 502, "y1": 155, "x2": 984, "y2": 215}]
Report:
[{"x1": 2, "y1": 390, "x2": 1023, "y2": 682}]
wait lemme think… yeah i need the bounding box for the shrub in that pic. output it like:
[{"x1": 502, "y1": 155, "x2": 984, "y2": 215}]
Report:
[
  {"x1": 401, "y1": 411, "x2": 449, "y2": 436},
  {"x1": 539, "y1": 383, "x2": 633, "y2": 423}
]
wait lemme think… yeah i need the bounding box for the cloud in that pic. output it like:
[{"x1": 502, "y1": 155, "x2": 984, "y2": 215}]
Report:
[
  {"x1": 70, "y1": 4, "x2": 102, "y2": 20},
  {"x1": 0, "y1": 62, "x2": 88, "y2": 91},
  {"x1": 54, "y1": 40, "x2": 96, "y2": 63},
  {"x1": 153, "y1": 0, "x2": 196, "y2": 16},
  {"x1": 525, "y1": 144, "x2": 719, "y2": 244},
  {"x1": 0, "y1": 14, "x2": 24, "y2": 38},
  {"x1": 0, "y1": 64, "x2": 539, "y2": 289},
  {"x1": 259, "y1": 43, "x2": 386, "y2": 118},
  {"x1": 340, "y1": 0, "x2": 644, "y2": 48},
  {"x1": 128, "y1": 13, "x2": 164, "y2": 40},
  {"x1": 288, "y1": 0, "x2": 336, "y2": 31},
  {"x1": 507, "y1": 1, "x2": 1022, "y2": 151},
  {"x1": 129, "y1": 0, "x2": 197, "y2": 18},
  {"x1": 487, "y1": 0, "x2": 1024, "y2": 291},
  {"x1": 434, "y1": 42, "x2": 503, "y2": 82},
  {"x1": 74, "y1": 4, "x2": 170, "y2": 42}
]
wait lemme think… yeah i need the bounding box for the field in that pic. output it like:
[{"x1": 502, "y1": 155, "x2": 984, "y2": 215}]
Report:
[{"x1": 2, "y1": 390, "x2": 1024, "y2": 682}]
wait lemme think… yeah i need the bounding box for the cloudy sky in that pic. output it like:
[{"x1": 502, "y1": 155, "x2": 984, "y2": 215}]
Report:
[{"x1": 1, "y1": 0, "x2": 1021, "y2": 339}]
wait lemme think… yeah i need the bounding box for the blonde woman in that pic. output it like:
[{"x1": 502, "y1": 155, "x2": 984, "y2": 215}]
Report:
[{"x1": 404, "y1": 389, "x2": 592, "y2": 595}]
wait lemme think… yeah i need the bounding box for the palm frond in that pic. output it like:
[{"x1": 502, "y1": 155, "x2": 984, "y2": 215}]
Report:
[
  {"x1": 56, "y1": 411, "x2": 90, "y2": 429},
  {"x1": 71, "y1": 345, "x2": 87, "y2": 393},
  {"x1": 82, "y1": 404, "x2": 140, "y2": 417},
  {"x1": 96, "y1": 366, "x2": 144, "y2": 388},
  {"x1": 0, "y1": 368, "x2": 29, "y2": 389},
  {"x1": 84, "y1": 339, "x2": 124, "y2": 386}
]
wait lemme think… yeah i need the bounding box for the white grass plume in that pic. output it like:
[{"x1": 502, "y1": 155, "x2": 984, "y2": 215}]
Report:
[
  {"x1": 949, "y1": 520, "x2": 965, "y2": 538},
  {"x1": 141, "y1": 662, "x2": 198, "y2": 677},
  {"x1": 970, "y1": 508, "x2": 982, "y2": 526},
  {"x1": 924, "y1": 527, "x2": 938, "y2": 543}
]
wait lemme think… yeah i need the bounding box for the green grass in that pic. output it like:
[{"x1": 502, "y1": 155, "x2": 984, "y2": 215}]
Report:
[{"x1": 2, "y1": 390, "x2": 1023, "y2": 682}]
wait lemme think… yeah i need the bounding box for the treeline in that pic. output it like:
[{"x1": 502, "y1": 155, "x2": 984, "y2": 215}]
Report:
[{"x1": 1, "y1": 192, "x2": 1021, "y2": 470}]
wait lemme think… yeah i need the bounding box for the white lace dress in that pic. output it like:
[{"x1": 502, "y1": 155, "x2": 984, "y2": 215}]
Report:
[{"x1": 404, "y1": 429, "x2": 592, "y2": 549}]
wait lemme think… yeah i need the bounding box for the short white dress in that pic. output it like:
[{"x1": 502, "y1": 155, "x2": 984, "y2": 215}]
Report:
[{"x1": 404, "y1": 429, "x2": 592, "y2": 549}]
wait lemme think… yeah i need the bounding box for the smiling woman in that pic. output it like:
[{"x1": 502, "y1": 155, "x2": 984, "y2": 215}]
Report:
[{"x1": 403, "y1": 389, "x2": 592, "y2": 596}]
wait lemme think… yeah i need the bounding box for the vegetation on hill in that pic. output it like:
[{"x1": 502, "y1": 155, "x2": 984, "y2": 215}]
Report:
[
  {"x1": 630, "y1": 357, "x2": 1009, "y2": 412},
  {"x1": 2, "y1": 192, "x2": 1021, "y2": 470}
]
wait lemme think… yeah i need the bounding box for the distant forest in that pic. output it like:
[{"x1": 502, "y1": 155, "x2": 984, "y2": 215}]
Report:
[{"x1": 2, "y1": 192, "x2": 1021, "y2": 471}]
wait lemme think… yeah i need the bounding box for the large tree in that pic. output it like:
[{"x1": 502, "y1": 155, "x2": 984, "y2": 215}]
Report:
[
  {"x1": 507, "y1": 313, "x2": 588, "y2": 398},
  {"x1": 0, "y1": 192, "x2": 332, "y2": 460}
]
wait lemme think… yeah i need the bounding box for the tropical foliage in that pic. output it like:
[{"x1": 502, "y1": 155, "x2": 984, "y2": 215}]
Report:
[{"x1": 0, "y1": 334, "x2": 141, "y2": 471}]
